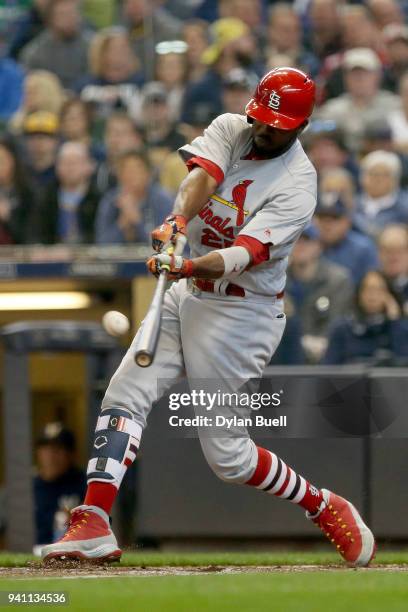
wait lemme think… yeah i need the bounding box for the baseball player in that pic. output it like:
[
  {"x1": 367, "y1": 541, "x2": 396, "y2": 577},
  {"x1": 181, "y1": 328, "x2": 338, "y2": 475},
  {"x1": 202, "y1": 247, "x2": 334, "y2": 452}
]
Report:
[{"x1": 42, "y1": 68, "x2": 376, "y2": 567}]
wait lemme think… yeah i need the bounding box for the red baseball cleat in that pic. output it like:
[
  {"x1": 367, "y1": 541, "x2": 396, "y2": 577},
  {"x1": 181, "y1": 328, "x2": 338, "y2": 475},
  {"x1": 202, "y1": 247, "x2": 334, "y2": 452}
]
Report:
[
  {"x1": 308, "y1": 489, "x2": 376, "y2": 567},
  {"x1": 41, "y1": 505, "x2": 121, "y2": 563}
]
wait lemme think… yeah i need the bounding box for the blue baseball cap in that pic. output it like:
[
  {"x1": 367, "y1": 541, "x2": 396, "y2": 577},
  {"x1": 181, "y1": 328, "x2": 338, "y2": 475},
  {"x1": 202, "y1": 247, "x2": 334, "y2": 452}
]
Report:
[{"x1": 316, "y1": 192, "x2": 350, "y2": 218}]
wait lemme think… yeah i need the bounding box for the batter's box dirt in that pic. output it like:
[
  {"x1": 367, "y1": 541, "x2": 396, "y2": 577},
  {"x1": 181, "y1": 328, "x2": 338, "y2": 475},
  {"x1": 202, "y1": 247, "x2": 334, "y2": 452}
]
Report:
[{"x1": 1, "y1": 564, "x2": 408, "y2": 579}]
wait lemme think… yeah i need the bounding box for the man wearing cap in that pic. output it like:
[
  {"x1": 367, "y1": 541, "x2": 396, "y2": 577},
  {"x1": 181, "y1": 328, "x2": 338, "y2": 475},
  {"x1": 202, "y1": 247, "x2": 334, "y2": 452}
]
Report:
[
  {"x1": 315, "y1": 192, "x2": 379, "y2": 284},
  {"x1": 221, "y1": 67, "x2": 259, "y2": 115},
  {"x1": 34, "y1": 423, "x2": 86, "y2": 552},
  {"x1": 318, "y1": 47, "x2": 400, "y2": 153},
  {"x1": 140, "y1": 81, "x2": 185, "y2": 168},
  {"x1": 43, "y1": 67, "x2": 376, "y2": 569},
  {"x1": 23, "y1": 111, "x2": 60, "y2": 195}
]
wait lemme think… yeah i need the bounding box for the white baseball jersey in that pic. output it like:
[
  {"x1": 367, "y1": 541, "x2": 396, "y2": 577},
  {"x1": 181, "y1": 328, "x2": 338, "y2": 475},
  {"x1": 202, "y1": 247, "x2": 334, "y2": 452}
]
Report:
[
  {"x1": 98, "y1": 114, "x2": 317, "y2": 487},
  {"x1": 179, "y1": 113, "x2": 317, "y2": 296}
]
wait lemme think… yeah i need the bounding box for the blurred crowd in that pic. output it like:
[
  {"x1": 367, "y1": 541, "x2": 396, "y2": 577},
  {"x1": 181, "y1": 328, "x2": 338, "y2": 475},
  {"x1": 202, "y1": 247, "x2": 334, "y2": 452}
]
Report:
[{"x1": 0, "y1": 0, "x2": 408, "y2": 365}]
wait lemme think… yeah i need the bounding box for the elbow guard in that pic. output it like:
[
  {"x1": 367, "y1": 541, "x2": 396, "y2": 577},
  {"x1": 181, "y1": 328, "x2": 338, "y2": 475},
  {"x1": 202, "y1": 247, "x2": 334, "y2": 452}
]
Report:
[{"x1": 214, "y1": 246, "x2": 250, "y2": 277}]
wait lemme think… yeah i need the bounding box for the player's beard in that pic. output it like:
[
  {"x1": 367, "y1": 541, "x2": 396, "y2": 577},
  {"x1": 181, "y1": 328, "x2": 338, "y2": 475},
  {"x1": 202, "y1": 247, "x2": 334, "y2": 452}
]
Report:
[{"x1": 252, "y1": 133, "x2": 298, "y2": 158}]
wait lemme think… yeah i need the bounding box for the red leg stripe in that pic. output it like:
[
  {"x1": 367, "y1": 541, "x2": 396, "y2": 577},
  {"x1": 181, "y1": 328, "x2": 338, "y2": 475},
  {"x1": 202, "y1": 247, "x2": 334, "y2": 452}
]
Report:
[{"x1": 246, "y1": 446, "x2": 272, "y2": 486}]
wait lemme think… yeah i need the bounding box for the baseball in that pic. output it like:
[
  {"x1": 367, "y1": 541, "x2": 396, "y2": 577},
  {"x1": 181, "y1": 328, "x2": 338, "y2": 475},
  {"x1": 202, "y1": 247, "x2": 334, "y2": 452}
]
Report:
[{"x1": 102, "y1": 311, "x2": 130, "y2": 336}]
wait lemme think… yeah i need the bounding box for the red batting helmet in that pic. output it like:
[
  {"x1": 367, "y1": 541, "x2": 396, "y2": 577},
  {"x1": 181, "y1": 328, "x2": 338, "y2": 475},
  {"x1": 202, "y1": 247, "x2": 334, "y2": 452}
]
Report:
[{"x1": 245, "y1": 67, "x2": 316, "y2": 131}]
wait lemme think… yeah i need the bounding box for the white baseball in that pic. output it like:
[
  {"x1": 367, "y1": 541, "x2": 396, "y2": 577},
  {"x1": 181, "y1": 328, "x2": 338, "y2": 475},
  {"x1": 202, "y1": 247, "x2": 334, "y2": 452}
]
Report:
[{"x1": 102, "y1": 311, "x2": 130, "y2": 336}]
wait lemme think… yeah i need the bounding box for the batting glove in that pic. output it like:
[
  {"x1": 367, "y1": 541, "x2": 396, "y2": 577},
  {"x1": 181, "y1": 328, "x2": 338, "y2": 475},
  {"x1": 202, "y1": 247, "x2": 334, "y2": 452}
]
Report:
[
  {"x1": 151, "y1": 214, "x2": 187, "y2": 253},
  {"x1": 147, "y1": 252, "x2": 194, "y2": 280}
]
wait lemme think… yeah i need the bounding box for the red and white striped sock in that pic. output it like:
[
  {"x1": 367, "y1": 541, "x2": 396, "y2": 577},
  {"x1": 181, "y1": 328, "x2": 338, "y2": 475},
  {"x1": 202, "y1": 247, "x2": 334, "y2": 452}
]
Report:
[{"x1": 246, "y1": 446, "x2": 323, "y2": 514}]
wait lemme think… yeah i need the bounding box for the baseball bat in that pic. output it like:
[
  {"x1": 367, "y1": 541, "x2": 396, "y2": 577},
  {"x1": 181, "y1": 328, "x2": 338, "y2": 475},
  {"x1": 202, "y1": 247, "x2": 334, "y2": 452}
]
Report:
[{"x1": 134, "y1": 237, "x2": 186, "y2": 367}]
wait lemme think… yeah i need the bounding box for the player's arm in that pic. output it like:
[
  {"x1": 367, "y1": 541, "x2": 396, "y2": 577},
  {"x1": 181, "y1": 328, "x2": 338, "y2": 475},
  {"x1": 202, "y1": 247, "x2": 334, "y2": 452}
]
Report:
[{"x1": 151, "y1": 167, "x2": 219, "y2": 253}]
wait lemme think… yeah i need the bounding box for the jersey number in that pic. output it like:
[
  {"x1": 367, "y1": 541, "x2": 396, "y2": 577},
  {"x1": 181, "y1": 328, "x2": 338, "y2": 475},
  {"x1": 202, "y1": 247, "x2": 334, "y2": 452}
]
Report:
[{"x1": 201, "y1": 228, "x2": 233, "y2": 249}]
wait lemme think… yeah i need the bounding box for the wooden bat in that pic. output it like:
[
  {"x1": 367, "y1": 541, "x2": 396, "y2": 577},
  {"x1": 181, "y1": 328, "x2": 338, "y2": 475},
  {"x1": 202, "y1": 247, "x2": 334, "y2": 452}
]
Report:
[{"x1": 134, "y1": 238, "x2": 186, "y2": 367}]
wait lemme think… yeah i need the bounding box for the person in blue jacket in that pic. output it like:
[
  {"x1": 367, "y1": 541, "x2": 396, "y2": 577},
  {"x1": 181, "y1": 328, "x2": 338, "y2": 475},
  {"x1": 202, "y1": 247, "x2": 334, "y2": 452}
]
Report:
[
  {"x1": 315, "y1": 192, "x2": 379, "y2": 284},
  {"x1": 324, "y1": 269, "x2": 408, "y2": 365}
]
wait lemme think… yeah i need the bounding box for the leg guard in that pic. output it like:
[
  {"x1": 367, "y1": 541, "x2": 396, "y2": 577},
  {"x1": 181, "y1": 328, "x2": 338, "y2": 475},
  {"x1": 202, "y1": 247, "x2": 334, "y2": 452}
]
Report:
[{"x1": 87, "y1": 407, "x2": 142, "y2": 488}]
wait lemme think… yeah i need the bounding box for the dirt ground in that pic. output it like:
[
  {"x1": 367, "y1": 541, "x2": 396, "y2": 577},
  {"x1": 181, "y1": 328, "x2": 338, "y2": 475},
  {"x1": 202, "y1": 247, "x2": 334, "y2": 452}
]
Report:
[{"x1": 1, "y1": 563, "x2": 408, "y2": 579}]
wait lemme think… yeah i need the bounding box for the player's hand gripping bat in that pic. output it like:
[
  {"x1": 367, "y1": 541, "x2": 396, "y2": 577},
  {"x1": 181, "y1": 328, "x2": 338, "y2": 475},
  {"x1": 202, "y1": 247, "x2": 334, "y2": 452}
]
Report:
[{"x1": 134, "y1": 236, "x2": 187, "y2": 367}]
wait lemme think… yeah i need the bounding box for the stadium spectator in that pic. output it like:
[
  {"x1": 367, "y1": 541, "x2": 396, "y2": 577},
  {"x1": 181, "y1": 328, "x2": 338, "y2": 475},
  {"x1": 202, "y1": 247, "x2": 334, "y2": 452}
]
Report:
[
  {"x1": 23, "y1": 111, "x2": 60, "y2": 194},
  {"x1": 229, "y1": 0, "x2": 264, "y2": 34},
  {"x1": 355, "y1": 150, "x2": 408, "y2": 236},
  {"x1": 10, "y1": 70, "x2": 65, "y2": 134},
  {"x1": 59, "y1": 97, "x2": 104, "y2": 161},
  {"x1": 314, "y1": 192, "x2": 378, "y2": 284},
  {"x1": 266, "y1": 3, "x2": 319, "y2": 77},
  {"x1": 7, "y1": 0, "x2": 49, "y2": 60},
  {"x1": 366, "y1": 0, "x2": 405, "y2": 30},
  {"x1": 0, "y1": 56, "x2": 24, "y2": 122},
  {"x1": 155, "y1": 40, "x2": 189, "y2": 121},
  {"x1": 378, "y1": 224, "x2": 408, "y2": 313},
  {"x1": 122, "y1": 0, "x2": 182, "y2": 81},
  {"x1": 139, "y1": 82, "x2": 185, "y2": 168},
  {"x1": 341, "y1": 5, "x2": 380, "y2": 53},
  {"x1": 318, "y1": 48, "x2": 400, "y2": 153},
  {"x1": 33, "y1": 423, "x2": 86, "y2": 548},
  {"x1": 77, "y1": 26, "x2": 144, "y2": 123},
  {"x1": 287, "y1": 225, "x2": 353, "y2": 362},
  {"x1": 221, "y1": 67, "x2": 257, "y2": 115},
  {"x1": 303, "y1": 122, "x2": 358, "y2": 180},
  {"x1": 182, "y1": 19, "x2": 209, "y2": 83},
  {"x1": 359, "y1": 121, "x2": 395, "y2": 158},
  {"x1": 318, "y1": 5, "x2": 382, "y2": 103},
  {"x1": 95, "y1": 111, "x2": 144, "y2": 192},
  {"x1": 159, "y1": 103, "x2": 218, "y2": 195},
  {"x1": 306, "y1": 0, "x2": 342, "y2": 59},
  {"x1": 324, "y1": 270, "x2": 408, "y2": 365},
  {"x1": 21, "y1": 0, "x2": 93, "y2": 89},
  {"x1": 35, "y1": 142, "x2": 99, "y2": 244},
  {"x1": 382, "y1": 24, "x2": 408, "y2": 92},
  {"x1": 95, "y1": 149, "x2": 173, "y2": 244},
  {"x1": 319, "y1": 167, "x2": 356, "y2": 211},
  {"x1": 181, "y1": 18, "x2": 263, "y2": 120},
  {"x1": 358, "y1": 121, "x2": 408, "y2": 187},
  {"x1": 0, "y1": 136, "x2": 36, "y2": 245}
]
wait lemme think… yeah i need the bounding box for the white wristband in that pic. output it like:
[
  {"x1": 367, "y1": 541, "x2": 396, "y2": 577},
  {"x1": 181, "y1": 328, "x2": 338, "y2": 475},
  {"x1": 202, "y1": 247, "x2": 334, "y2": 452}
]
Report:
[{"x1": 215, "y1": 246, "x2": 250, "y2": 277}]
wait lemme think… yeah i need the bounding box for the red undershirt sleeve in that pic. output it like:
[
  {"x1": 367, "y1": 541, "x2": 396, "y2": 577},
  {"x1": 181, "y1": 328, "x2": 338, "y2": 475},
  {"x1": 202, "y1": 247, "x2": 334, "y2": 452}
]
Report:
[
  {"x1": 234, "y1": 235, "x2": 270, "y2": 267},
  {"x1": 186, "y1": 156, "x2": 224, "y2": 185}
]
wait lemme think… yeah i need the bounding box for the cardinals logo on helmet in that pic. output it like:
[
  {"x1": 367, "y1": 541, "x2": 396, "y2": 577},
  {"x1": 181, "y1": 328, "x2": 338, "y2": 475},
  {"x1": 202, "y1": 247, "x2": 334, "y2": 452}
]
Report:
[{"x1": 268, "y1": 91, "x2": 281, "y2": 110}]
